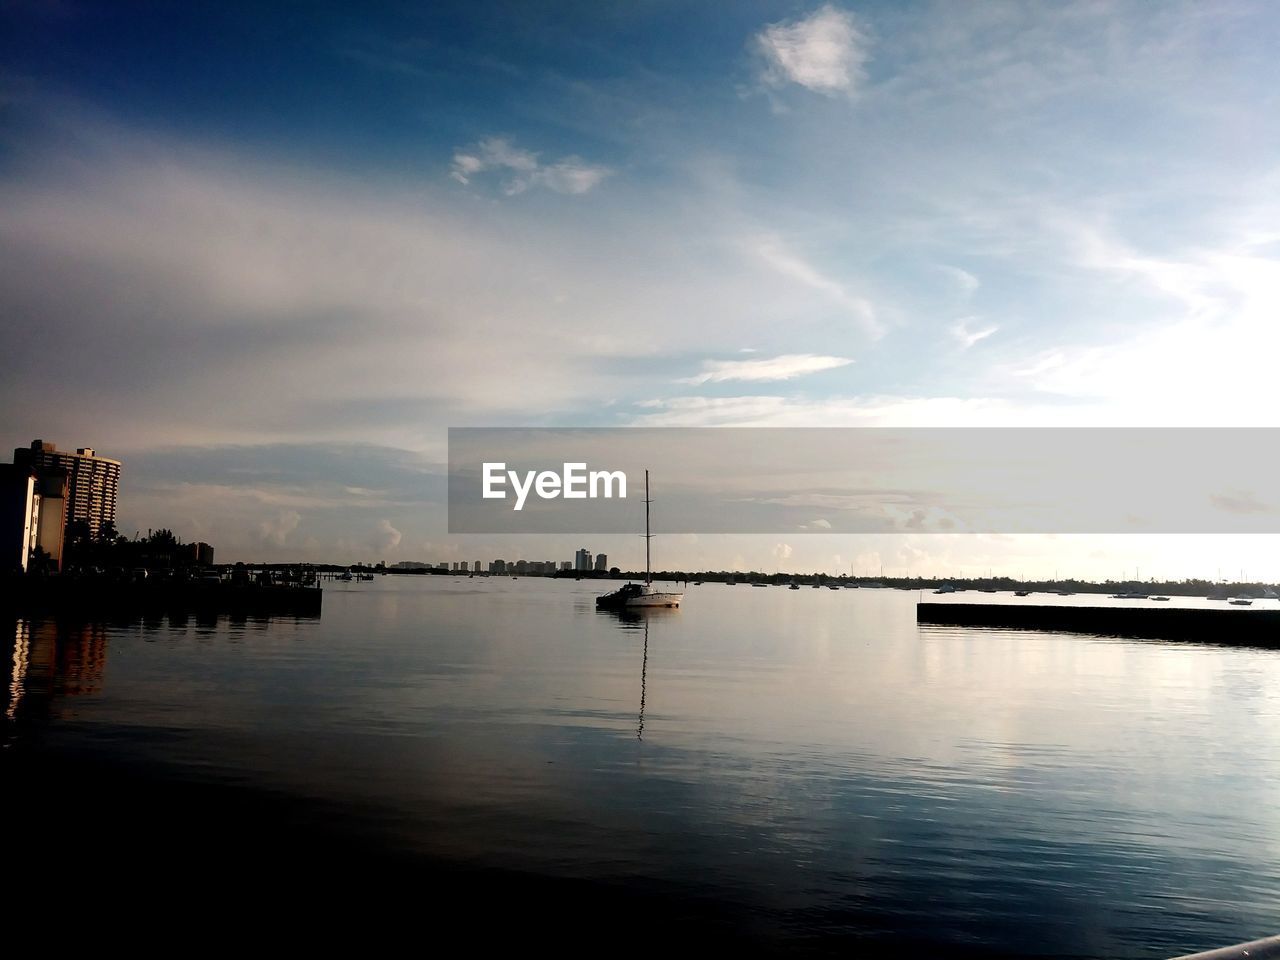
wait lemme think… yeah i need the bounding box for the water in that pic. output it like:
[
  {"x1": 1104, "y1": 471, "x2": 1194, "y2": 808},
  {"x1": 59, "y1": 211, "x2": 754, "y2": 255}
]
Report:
[{"x1": 4, "y1": 578, "x2": 1279, "y2": 956}]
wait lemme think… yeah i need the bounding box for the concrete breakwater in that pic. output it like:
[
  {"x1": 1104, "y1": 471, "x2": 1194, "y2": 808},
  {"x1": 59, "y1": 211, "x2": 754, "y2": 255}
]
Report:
[
  {"x1": 918, "y1": 601, "x2": 1280, "y2": 644},
  {"x1": 0, "y1": 577, "x2": 323, "y2": 617}
]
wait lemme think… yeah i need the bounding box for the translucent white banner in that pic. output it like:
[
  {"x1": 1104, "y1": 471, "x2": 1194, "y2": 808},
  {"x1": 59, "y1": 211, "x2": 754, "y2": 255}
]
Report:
[{"x1": 448, "y1": 427, "x2": 1280, "y2": 534}]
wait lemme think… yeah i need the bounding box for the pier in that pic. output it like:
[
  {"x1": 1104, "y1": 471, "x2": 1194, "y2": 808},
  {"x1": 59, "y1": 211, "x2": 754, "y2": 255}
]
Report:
[
  {"x1": 918, "y1": 601, "x2": 1280, "y2": 645},
  {"x1": 0, "y1": 576, "x2": 322, "y2": 618}
]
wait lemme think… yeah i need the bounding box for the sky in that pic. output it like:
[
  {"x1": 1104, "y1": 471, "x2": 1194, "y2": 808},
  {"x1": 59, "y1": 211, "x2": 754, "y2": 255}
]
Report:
[{"x1": 3, "y1": 1, "x2": 1280, "y2": 578}]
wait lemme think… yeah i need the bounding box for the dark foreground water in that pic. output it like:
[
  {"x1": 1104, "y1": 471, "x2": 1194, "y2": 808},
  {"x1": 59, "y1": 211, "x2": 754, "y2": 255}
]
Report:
[{"x1": 4, "y1": 578, "x2": 1279, "y2": 957}]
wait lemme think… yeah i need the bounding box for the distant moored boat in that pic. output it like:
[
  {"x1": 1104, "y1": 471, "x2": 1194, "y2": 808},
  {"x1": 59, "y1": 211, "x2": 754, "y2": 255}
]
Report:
[{"x1": 596, "y1": 470, "x2": 683, "y2": 610}]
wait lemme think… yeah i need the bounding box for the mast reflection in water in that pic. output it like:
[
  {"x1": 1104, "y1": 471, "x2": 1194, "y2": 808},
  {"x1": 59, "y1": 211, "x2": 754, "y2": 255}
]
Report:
[
  {"x1": 637, "y1": 617, "x2": 648, "y2": 741},
  {"x1": 597, "y1": 605, "x2": 669, "y2": 742}
]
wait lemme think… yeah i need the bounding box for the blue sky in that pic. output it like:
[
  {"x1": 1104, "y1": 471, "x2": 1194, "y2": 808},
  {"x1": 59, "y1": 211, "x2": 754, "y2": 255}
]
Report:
[{"x1": 3, "y1": 1, "x2": 1280, "y2": 576}]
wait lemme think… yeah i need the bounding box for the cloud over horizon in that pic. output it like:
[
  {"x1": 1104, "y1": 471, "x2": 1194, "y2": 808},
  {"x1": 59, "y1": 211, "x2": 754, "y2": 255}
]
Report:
[
  {"x1": 679, "y1": 353, "x2": 854, "y2": 385},
  {"x1": 950, "y1": 317, "x2": 998, "y2": 349}
]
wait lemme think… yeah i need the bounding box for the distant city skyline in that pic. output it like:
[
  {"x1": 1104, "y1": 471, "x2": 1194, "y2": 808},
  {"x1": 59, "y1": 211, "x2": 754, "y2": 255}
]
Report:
[
  {"x1": 389, "y1": 553, "x2": 613, "y2": 575},
  {"x1": 4, "y1": 3, "x2": 1279, "y2": 577}
]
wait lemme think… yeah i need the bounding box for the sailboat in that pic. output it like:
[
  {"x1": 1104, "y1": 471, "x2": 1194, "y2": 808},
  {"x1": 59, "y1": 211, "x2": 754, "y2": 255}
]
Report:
[{"x1": 596, "y1": 470, "x2": 683, "y2": 610}]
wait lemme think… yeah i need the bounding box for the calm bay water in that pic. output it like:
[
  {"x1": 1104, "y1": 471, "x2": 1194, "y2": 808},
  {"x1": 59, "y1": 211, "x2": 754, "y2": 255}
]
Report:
[{"x1": 4, "y1": 578, "x2": 1280, "y2": 956}]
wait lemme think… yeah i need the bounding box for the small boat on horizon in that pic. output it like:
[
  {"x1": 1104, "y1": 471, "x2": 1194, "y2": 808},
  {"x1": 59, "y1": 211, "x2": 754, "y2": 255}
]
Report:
[{"x1": 1230, "y1": 598, "x2": 1254, "y2": 606}]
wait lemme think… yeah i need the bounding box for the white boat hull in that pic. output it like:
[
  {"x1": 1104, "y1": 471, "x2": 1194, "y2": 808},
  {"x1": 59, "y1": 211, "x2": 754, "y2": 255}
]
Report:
[{"x1": 626, "y1": 592, "x2": 682, "y2": 608}]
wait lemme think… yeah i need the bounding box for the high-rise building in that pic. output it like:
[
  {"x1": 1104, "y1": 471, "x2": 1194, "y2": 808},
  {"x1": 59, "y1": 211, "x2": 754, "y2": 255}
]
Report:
[
  {"x1": 594, "y1": 553, "x2": 608, "y2": 572},
  {"x1": 13, "y1": 440, "x2": 121, "y2": 540},
  {"x1": 474, "y1": 560, "x2": 481, "y2": 572},
  {"x1": 574, "y1": 548, "x2": 593, "y2": 571}
]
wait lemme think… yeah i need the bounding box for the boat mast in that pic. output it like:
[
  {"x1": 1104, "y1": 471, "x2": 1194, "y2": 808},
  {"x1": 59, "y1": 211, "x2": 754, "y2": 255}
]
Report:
[{"x1": 645, "y1": 469, "x2": 652, "y2": 585}]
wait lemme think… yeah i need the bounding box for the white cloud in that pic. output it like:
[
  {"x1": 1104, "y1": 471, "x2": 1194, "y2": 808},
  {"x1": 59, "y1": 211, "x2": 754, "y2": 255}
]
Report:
[
  {"x1": 372, "y1": 518, "x2": 402, "y2": 552},
  {"x1": 939, "y1": 265, "x2": 980, "y2": 298},
  {"x1": 536, "y1": 159, "x2": 612, "y2": 195},
  {"x1": 0, "y1": 119, "x2": 766, "y2": 451},
  {"x1": 258, "y1": 509, "x2": 301, "y2": 547},
  {"x1": 755, "y1": 4, "x2": 870, "y2": 97},
  {"x1": 992, "y1": 208, "x2": 1280, "y2": 422},
  {"x1": 679, "y1": 353, "x2": 853, "y2": 385},
  {"x1": 950, "y1": 316, "x2": 998, "y2": 349},
  {"x1": 633, "y1": 395, "x2": 794, "y2": 426},
  {"x1": 753, "y1": 235, "x2": 882, "y2": 336},
  {"x1": 451, "y1": 137, "x2": 611, "y2": 195},
  {"x1": 631, "y1": 394, "x2": 1095, "y2": 428},
  {"x1": 449, "y1": 152, "x2": 486, "y2": 182}
]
